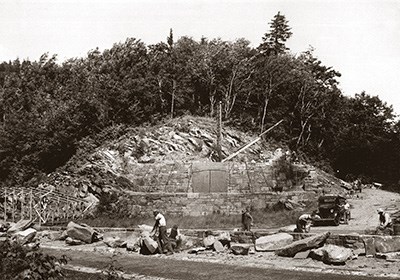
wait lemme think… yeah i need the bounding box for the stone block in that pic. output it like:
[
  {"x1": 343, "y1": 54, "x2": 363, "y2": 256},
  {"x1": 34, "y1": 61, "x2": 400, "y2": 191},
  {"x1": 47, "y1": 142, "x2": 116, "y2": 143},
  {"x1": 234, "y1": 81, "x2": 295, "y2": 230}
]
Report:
[
  {"x1": 255, "y1": 233, "x2": 293, "y2": 252},
  {"x1": 275, "y1": 232, "x2": 330, "y2": 257}
]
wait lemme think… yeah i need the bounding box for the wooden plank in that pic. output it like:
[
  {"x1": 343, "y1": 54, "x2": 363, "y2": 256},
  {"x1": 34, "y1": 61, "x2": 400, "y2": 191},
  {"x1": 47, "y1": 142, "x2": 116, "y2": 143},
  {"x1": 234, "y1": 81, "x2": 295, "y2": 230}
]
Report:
[{"x1": 222, "y1": 119, "x2": 283, "y2": 163}]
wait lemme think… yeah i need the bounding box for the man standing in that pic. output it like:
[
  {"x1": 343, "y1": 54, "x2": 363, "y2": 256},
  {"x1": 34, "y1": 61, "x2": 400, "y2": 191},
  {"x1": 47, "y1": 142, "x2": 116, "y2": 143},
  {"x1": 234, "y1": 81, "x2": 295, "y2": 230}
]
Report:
[
  {"x1": 241, "y1": 207, "x2": 253, "y2": 231},
  {"x1": 377, "y1": 208, "x2": 393, "y2": 235},
  {"x1": 150, "y1": 210, "x2": 174, "y2": 255}
]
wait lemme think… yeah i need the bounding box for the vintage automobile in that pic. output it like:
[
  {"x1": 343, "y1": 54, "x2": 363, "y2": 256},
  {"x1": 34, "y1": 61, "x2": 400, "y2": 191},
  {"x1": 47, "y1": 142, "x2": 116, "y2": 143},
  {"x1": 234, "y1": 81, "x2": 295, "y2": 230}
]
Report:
[{"x1": 313, "y1": 194, "x2": 348, "y2": 226}]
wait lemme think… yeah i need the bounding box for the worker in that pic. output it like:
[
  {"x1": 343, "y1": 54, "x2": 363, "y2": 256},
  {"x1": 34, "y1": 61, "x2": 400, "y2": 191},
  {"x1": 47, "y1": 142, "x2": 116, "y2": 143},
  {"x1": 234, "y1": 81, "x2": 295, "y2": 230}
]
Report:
[
  {"x1": 150, "y1": 210, "x2": 174, "y2": 255},
  {"x1": 241, "y1": 207, "x2": 253, "y2": 231},
  {"x1": 376, "y1": 208, "x2": 393, "y2": 235},
  {"x1": 296, "y1": 212, "x2": 320, "y2": 233},
  {"x1": 169, "y1": 224, "x2": 182, "y2": 252},
  {"x1": 339, "y1": 199, "x2": 351, "y2": 224}
]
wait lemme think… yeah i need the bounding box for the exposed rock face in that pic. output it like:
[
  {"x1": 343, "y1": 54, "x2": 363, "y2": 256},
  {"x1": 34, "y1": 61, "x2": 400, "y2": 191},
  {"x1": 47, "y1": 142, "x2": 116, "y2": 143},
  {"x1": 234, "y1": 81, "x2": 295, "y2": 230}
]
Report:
[
  {"x1": 255, "y1": 233, "x2": 293, "y2": 252},
  {"x1": 310, "y1": 244, "x2": 354, "y2": 265},
  {"x1": 275, "y1": 232, "x2": 330, "y2": 257}
]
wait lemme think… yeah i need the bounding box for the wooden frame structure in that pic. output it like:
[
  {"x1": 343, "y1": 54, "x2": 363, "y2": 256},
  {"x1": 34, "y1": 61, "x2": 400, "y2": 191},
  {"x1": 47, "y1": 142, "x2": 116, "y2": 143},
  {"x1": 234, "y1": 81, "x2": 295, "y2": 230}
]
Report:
[{"x1": 0, "y1": 185, "x2": 92, "y2": 226}]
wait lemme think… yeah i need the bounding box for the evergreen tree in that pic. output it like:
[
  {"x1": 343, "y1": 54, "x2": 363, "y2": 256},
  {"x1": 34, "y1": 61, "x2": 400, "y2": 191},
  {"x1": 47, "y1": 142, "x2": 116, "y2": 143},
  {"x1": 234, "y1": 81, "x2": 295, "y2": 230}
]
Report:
[{"x1": 259, "y1": 12, "x2": 292, "y2": 55}]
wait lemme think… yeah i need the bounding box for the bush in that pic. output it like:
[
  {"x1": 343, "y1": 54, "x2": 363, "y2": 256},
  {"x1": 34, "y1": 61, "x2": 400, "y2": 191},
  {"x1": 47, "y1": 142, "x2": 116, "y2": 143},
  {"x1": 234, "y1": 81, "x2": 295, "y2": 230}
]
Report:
[{"x1": 0, "y1": 237, "x2": 68, "y2": 279}]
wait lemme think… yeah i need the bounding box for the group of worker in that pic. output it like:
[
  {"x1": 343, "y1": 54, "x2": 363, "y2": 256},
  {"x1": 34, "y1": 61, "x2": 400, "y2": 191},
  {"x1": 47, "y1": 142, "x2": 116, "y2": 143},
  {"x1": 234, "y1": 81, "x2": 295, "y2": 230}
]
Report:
[
  {"x1": 150, "y1": 210, "x2": 180, "y2": 255},
  {"x1": 150, "y1": 203, "x2": 395, "y2": 256},
  {"x1": 294, "y1": 206, "x2": 394, "y2": 234}
]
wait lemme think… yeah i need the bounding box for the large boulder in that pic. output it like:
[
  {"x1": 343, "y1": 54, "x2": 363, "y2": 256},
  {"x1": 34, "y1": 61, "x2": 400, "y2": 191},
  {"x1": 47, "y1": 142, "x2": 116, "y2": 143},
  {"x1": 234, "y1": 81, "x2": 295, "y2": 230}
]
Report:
[
  {"x1": 255, "y1": 233, "x2": 293, "y2": 252},
  {"x1": 310, "y1": 244, "x2": 354, "y2": 265},
  {"x1": 66, "y1": 221, "x2": 96, "y2": 243},
  {"x1": 203, "y1": 235, "x2": 216, "y2": 248},
  {"x1": 13, "y1": 228, "x2": 37, "y2": 245},
  {"x1": 230, "y1": 243, "x2": 253, "y2": 255},
  {"x1": 275, "y1": 232, "x2": 330, "y2": 257},
  {"x1": 213, "y1": 240, "x2": 224, "y2": 252},
  {"x1": 375, "y1": 236, "x2": 400, "y2": 253},
  {"x1": 140, "y1": 235, "x2": 159, "y2": 255},
  {"x1": 7, "y1": 219, "x2": 33, "y2": 234},
  {"x1": 363, "y1": 236, "x2": 400, "y2": 256}
]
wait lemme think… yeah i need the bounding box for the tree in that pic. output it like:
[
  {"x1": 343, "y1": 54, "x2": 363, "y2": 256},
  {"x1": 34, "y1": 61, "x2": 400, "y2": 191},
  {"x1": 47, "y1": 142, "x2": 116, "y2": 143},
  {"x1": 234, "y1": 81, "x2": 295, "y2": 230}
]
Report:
[
  {"x1": 332, "y1": 93, "x2": 396, "y2": 182},
  {"x1": 259, "y1": 12, "x2": 292, "y2": 55}
]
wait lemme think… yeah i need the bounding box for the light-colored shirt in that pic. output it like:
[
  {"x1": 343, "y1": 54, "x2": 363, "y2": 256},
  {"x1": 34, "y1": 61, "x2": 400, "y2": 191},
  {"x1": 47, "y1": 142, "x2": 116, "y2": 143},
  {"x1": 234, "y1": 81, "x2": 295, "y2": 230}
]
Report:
[
  {"x1": 380, "y1": 212, "x2": 392, "y2": 227},
  {"x1": 298, "y1": 214, "x2": 312, "y2": 221},
  {"x1": 155, "y1": 213, "x2": 166, "y2": 227}
]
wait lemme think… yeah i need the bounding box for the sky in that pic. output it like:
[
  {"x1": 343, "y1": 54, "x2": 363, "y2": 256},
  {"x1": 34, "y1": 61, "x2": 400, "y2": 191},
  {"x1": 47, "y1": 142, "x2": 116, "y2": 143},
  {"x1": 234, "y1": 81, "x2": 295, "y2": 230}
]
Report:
[{"x1": 1, "y1": 0, "x2": 399, "y2": 114}]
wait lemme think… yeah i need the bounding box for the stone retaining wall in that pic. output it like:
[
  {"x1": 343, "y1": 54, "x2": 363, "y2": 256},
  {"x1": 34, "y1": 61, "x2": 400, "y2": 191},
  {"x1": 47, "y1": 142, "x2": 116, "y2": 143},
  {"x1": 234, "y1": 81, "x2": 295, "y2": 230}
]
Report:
[
  {"x1": 120, "y1": 191, "x2": 317, "y2": 217},
  {"x1": 119, "y1": 161, "x2": 309, "y2": 194}
]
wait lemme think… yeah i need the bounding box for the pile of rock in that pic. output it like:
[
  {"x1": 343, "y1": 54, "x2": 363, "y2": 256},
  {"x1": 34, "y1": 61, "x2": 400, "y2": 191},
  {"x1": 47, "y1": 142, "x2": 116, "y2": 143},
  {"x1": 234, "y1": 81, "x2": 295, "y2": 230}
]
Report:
[
  {"x1": 60, "y1": 221, "x2": 103, "y2": 245},
  {"x1": 0, "y1": 219, "x2": 39, "y2": 247},
  {"x1": 194, "y1": 230, "x2": 356, "y2": 265}
]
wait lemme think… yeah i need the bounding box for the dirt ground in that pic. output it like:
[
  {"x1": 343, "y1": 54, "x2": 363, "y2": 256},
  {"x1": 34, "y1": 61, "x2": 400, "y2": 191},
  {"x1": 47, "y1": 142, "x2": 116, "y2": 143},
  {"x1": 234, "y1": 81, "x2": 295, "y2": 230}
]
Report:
[
  {"x1": 311, "y1": 187, "x2": 400, "y2": 234},
  {"x1": 40, "y1": 187, "x2": 400, "y2": 279}
]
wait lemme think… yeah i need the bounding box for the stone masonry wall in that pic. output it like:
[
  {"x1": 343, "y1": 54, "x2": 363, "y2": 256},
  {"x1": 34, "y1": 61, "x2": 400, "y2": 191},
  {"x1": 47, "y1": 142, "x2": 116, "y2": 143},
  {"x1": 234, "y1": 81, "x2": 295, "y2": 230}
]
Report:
[
  {"x1": 121, "y1": 191, "x2": 317, "y2": 217},
  {"x1": 117, "y1": 160, "x2": 313, "y2": 217},
  {"x1": 120, "y1": 161, "x2": 308, "y2": 194}
]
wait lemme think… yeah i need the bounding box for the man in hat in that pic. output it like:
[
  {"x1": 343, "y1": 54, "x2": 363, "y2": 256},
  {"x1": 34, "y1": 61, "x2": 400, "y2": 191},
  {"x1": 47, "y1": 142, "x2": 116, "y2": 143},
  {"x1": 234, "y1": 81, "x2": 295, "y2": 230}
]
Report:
[
  {"x1": 150, "y1": 210, "x2": 174, "y2": 255},
  {"x1": 241, "y1": 207, "x2": 253, "y2": 231},
  {"x1": 377, "y1": 208, "x2": 393, "y2": 235}
]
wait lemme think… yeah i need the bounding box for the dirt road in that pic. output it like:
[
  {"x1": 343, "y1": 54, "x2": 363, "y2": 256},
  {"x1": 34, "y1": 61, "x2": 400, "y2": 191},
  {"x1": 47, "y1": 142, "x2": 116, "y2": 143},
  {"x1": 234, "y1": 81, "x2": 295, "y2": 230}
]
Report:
[
  {"x1": 44, "y1": 248, "x2": 397, "y2": 280},
  {"x1": 312, "y1": 188, "x2": 400, "y2": 234},
  {"x1": 40, "y1": 188, "x2": 400, "y2": 279}
]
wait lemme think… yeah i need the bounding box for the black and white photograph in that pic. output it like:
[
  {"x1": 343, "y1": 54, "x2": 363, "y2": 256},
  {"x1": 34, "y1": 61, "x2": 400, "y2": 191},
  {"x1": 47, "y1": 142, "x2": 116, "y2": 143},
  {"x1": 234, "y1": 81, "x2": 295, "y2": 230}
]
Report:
[{"x1": 0, "y1": 0, "x2": 400, "y2": 279}]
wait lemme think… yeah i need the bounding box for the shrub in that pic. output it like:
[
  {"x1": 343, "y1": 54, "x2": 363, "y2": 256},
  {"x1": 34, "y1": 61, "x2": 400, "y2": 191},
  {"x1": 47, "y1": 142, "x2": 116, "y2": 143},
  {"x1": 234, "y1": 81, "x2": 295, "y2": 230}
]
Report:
[{"x1": 0, "y1": 237, "x2": 68, "y2": 279}]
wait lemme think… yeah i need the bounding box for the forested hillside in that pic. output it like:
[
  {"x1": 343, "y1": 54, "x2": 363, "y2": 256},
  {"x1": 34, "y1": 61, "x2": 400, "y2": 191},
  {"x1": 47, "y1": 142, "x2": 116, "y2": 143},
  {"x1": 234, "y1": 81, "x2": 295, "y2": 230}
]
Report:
[{"x1": 0, "y1": 12, "x2": 399, "y2": 189}]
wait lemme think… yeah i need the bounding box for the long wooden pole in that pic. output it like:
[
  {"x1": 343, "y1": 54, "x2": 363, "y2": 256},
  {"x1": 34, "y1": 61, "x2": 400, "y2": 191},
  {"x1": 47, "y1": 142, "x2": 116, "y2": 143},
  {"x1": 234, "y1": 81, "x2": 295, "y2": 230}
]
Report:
[
  {"x1": 217, "y1": 101, "x2": 222, "y2": 161},
  {"x1": 29, "y1": 189, "x2": 32, "y2": 220},
  {"x1": 222, "y1": 119, "x2": 283, "y2": 163},
  {"x1": 12, "y1": 190, "x2": 15, "y2": 222},
  {"x1": 4, "y1": 188, "x2": 7, "y2": 221}
]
